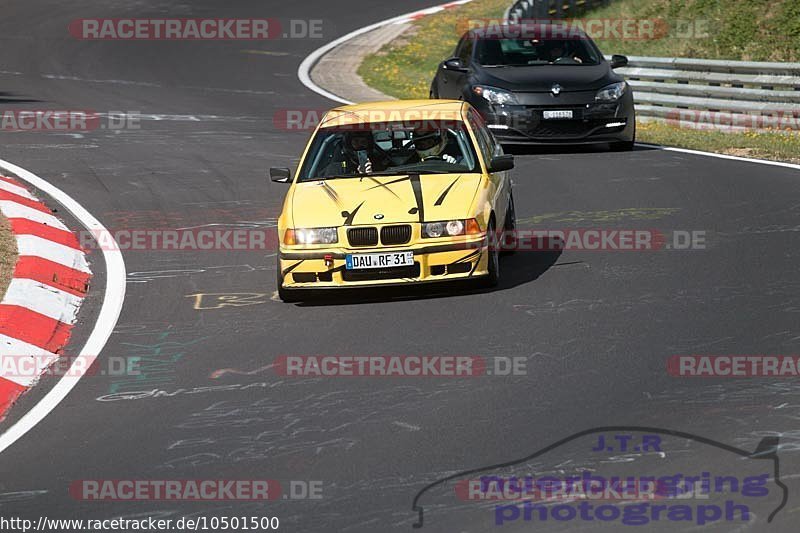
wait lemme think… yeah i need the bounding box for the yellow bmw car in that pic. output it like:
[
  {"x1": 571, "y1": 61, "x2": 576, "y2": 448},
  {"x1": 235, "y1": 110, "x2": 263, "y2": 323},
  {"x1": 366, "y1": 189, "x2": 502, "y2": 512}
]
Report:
[{"x1": 271, "y1": 100, "x2": 515, "y2": 302}]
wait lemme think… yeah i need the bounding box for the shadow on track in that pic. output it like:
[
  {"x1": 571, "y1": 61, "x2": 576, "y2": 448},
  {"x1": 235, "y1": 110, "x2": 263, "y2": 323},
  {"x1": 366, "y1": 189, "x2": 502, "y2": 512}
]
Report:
[
  {"x1": 504, "y1": 143, "x2": 658, "y2": 156},
  {"x1": 292, "y1": 248, "x2": 562, "y2": 307}
]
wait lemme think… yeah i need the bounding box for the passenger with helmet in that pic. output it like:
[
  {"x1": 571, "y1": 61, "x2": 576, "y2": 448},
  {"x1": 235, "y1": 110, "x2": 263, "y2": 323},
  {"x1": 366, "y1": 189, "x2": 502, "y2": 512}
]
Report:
[{"x1": 322, "y1": 130, "x2": 391, "y2": 176}]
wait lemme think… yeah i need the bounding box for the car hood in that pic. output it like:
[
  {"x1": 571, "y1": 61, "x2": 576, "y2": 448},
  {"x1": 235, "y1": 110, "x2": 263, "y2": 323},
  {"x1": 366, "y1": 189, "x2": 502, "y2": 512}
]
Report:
[
  {"x1": 476, "y1": 63, "x2": 617, "y2": 93},
  {"x1": 289, "y1": 173, "x2": 482, "y2": 228}
]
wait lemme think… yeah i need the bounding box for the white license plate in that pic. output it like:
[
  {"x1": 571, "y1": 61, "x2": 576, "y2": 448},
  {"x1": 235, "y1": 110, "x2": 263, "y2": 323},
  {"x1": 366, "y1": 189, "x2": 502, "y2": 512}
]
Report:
[
  {"x1": 346, "y1": 252, "x2": 414, "y2": 270},
  {"x1": 543, "y1": 110, "x2": 573, "y2": 120}
]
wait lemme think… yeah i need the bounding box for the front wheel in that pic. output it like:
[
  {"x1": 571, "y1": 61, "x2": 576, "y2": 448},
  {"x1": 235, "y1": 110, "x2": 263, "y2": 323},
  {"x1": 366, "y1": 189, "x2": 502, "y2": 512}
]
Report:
[
  {"x1": 277, "y1": 267, "x2": 301, "y2": 303},
  {"x1": 478, "y1": 220, "x2": 500, "y2": 288},
  {"x1": 501, "y1": 191, "x2": 517, "y2": 255}
]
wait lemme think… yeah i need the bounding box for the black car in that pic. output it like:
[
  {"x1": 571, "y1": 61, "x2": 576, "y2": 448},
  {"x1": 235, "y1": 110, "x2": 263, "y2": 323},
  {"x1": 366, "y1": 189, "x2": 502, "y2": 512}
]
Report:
[{"x1": 430, "y1": 24, "x2": 636, "y2": 150}]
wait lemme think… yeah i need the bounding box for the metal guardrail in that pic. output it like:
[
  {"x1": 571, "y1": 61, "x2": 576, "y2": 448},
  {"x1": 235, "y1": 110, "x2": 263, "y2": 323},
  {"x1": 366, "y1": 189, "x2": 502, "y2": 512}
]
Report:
[
  {"x1": 506, "y1": 0, "x2": 611, "y2": 21},
  {"x1": 609, "y1": 57, "x2": 800, "y2": 130},
  {"x1": 504, "y1": 2, "x2": 800, "y2": 131}
]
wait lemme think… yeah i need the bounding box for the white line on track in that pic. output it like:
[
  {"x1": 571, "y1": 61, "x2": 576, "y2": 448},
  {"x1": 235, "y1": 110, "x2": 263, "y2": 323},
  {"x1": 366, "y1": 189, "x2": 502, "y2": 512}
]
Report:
[
  {"x1": 0, "y1": 158, "x2": 126, "y2": 455},
  {"x1": 297, "y1": 1, "x2": 472, "y2": 105}
]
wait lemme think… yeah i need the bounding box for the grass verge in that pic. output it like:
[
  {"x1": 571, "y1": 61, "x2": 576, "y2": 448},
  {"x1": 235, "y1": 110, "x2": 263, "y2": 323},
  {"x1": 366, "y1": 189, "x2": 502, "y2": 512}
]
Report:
[
  {"x1": 0, "y1": 210, "x2": 17, "y2": 302},
  {"x1": 358, "y1": 0, "x2": 800, "y2": 164}
]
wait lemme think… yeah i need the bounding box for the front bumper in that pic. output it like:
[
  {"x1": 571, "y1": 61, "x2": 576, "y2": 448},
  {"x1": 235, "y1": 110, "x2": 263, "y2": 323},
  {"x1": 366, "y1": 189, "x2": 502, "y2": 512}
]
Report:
[
  {"x1": 279, "y1": 238, "x2": 488, "y2": 289},
  {"x1": 474, "y1": 93, "x2": 635, "y2": 145}
]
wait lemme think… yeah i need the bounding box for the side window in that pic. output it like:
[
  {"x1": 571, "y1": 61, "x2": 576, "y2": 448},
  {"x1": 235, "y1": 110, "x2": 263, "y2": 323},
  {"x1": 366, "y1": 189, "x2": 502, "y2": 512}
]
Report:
[
  {"x1": 468, "y1": 110, "x2": 492, "y2": 168},
  {"x1": 458, "y1": 36, "x2": 474, "y2": 65},
  {"x1": 470, "y1": 110, "x2": 502, "y2": 157}
]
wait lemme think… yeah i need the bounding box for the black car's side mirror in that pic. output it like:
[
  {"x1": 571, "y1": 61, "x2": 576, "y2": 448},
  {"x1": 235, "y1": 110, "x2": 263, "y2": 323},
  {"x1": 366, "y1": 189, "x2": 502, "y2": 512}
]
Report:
[
  {"x1": 610, "y1": 54, "x2": 629, "y2": 69},
  {"x1": 270, "y1": 167, "x2": 291, "y2": 183},
  {"x1": 489, "y1": 155, "x2": 514, "y2": 173},
  {"x1": 443, "y1": 57, "x2": 468, "y2": 72}
]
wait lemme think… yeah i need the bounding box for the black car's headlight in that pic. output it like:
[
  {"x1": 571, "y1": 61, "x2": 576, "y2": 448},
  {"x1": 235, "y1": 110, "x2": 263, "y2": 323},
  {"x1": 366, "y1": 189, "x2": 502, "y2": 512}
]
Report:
[
  {"x1": 422, "y1": 219, "x2": 481, "y2": 238},
  {"x1": 472, "y1": 85, "x2": 519, "y2": 106},
  {"x1": 595, "y1": 82, "x2": 627, "y2": 102},
  {"x1": 284, "y1": 227, "x2": 339, "y2": 245}
]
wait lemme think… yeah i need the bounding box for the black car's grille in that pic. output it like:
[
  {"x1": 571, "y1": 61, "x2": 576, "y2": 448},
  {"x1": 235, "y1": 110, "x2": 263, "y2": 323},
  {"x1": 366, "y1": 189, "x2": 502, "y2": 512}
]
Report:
[
  {"x1": 526, "y1": 119, "x2": 608, "y2": 138},
  {"x1": 380, "y1": 225, "x2": 412, "y2": 245},
  {"x1": 348, "y1": 227, "x2": 379, "y2": 247},
  {"x1": 342, "y1": 263, "x2": 420, "y2": 282}
]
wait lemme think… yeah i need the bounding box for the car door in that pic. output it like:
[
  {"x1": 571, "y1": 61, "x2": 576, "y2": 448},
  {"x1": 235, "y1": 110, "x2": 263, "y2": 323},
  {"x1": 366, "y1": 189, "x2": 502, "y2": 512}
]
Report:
[
  {"x1": 468, "y1": 108, "x2": 509, "y2": 227},
  {"x1": 438, "y1": 36, "x2": 473, "y2": 99}
]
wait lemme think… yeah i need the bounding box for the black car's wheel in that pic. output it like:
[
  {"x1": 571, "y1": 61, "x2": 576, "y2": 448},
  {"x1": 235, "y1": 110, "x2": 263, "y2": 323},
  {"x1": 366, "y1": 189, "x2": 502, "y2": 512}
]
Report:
[
  {"x1": 501, "y1": 191, "x2": 516, "y2": 255},
  {"x1": 429, "y1": 84, "x2": 439, "y2": 99},
  {"x1": 277, "y1": 267, "x2": 301, "y2": 303},
  {"x1": 611, "y1": 140, "x2": 635, "y2": 151},
  {"x1": 479, "y1": 219, "x2": 500, "y2": 288},
  {"x1": 611, "y1": 122, "x2": 636, "y2": 151}
]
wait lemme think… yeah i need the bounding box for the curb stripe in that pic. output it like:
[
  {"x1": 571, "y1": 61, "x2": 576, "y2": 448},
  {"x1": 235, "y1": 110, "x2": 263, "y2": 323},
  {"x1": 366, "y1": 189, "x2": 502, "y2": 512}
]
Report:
[
  {"x1": 0, "y1": 190, "x2": 54, "y2": 214},
  {"x1": 0, "y1": 305, "x2": 73, "y2": 353},
  {"x1": 14, "y1": 256, "x2": 90, "y2": 297},
  {"x1": 2, "y1": 278, "x2": 83, "y2": 324},
  {"x1": 0, "y1": 333, "x2": 58, "y2": 388},
  {"x1": 0, "y1": 380, "x2": 25, "y2": 415},
  {"x1": 16, "y1": 235, "x2": 91, "y2": 273},
  {"x1": 0, "y1": 176, "x2": 23, "y2": 186},
  {"x1": 0, "y1": 201, "x2": 67, "y2": 230},
  {"x1": 0, "y1": 180, "x2": 36, "y2": 201},
  {"x1": 9, "y1": 219, "x2": 82, "y2": 250}
]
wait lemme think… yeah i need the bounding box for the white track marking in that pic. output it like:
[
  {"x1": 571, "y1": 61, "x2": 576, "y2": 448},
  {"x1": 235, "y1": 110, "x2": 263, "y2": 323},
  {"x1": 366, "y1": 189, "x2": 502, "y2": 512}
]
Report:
[
  {"x1": 640, "y1": 143, "x2": 800, "y2": 171},
  {"x1": 0, "y1": 335, "x2": 58, "y2": 387},
  {"x1": 2, "y1": 279, "x2": 83, "y2": 324},
  {"x1": 0, "y1": 201, "x2": 66, "y2": 229},
  {"x1": 16, "y1": 235, "x2": 90, "y2": 272},
  {"x1": 0, "y1": 180, "x2": 37, "y2": 200},
  {"x1": 297, "y1": 1, "x2": 472, "y2": 105},
  {"x1": 0, "y1": 158, "x2": 126, "y2": 455}
]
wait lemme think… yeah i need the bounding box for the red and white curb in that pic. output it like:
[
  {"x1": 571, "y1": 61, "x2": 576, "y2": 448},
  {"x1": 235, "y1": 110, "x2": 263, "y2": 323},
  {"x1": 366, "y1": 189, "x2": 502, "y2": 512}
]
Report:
[{"x1": 0, "y1": 174, "x2": 92, "y2": 419}]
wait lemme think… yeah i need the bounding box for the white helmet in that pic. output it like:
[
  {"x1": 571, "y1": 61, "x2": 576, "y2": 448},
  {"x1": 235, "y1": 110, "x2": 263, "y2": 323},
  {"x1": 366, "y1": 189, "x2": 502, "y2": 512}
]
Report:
[{"x1": 414, "y1": 129, "x2": 447, "y2": 160}]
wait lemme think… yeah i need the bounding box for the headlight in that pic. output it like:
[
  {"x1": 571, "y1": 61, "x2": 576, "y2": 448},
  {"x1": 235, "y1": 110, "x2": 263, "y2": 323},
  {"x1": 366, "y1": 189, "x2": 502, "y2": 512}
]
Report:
[
  {"x1": 472, "y1": 85, "x2": 519, "y2": 106},
  {"x1": 284, "y1": 227, "x2": 338, "y2": 245},
  {"x1": 595, "y1": 82, "x2": 627, "y2": 102},
  {"x1": 422, "y1": 219, "x2": 481, "y2": 238}
]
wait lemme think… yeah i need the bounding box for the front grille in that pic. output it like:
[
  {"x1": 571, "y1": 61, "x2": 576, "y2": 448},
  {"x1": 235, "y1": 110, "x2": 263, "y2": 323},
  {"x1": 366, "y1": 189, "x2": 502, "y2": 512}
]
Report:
[
  {"x1": 348, "y1": 227, "x2": 379, "y2": 247},
  {"x1": 380, "y1": 225, "x2": 411, "y2": 245},
  {"x1": 526, "y1": 120, "x2": 606, "y2": 138},
  {"x1": 342, "y1": 263, "x2": 421, "y2": 282}
]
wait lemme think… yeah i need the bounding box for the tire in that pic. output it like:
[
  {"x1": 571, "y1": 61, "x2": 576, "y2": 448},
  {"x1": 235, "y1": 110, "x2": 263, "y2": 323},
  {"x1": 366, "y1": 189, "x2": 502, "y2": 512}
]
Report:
[
  {"x1": 611, "y1": 140, "x2": 635, "y2": 151},
  {"x1": 429, "y1": 85, "x2": 439, "y2": 99},
  {"x1": 611, "y1": 121, "x2": 636, "y2": 151},
  {"x1": 479, "y1": 219, "x2": 500, "y2": 288},
  {"x1": 501, "y1": 191, "x2": 517, "y2": 255},
  {"x1": 277, "y1": 267, "x2": 302, "y2": 303}
]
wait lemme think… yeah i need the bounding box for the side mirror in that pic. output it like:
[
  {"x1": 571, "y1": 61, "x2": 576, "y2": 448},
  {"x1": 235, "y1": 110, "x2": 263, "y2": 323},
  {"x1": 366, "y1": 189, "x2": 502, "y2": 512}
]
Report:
[
  {"x1": 610, "y1": 54, "x2": 629, "y2": 69},
  {"x1": 270, "y1": 167, "x2": 291, "y2": 183},
  {"x1": 443, "y1": 57, "x2": 468, "y2": 72},
  {"x1": 489, "y1": 155, "x2": 514, "y2": 173}
]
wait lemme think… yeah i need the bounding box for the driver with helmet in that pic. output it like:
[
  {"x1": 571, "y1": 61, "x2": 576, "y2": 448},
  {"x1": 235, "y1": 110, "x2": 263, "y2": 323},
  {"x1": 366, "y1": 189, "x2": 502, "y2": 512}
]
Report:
[{"x1": 412, "y1": 129, "x2": 458, "y2": 164}]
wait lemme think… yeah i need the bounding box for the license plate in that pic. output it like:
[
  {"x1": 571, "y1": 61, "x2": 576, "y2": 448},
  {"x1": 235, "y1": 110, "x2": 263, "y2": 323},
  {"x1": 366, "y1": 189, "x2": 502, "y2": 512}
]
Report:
[
  {"x1": 543, "y1": 110, "x2": 573, "y2": 120},
  {"x1": 346, "y1": 252, "x2": 414, "y2": 270}
]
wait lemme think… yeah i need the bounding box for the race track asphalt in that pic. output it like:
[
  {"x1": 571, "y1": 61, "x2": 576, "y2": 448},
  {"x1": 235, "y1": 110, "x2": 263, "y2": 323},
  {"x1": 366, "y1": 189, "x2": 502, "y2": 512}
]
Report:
[{"x1": 1, "y1": 1, "x2": 799, "y2": 531}]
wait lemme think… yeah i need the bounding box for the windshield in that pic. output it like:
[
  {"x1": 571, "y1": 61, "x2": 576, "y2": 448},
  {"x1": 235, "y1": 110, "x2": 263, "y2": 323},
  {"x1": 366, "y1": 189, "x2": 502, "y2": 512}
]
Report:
[
  {"x1": 476, "y1": 37, "x2": 602, "y2": 67},
  {"x1": 297, "y1": 121, "x2": 480, "y2": 182}
]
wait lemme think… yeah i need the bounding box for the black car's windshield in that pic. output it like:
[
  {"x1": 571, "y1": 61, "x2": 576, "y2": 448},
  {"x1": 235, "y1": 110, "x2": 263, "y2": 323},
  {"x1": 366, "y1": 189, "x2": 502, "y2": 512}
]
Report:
[
  {"x1": 476, "y1": 37, "x2": 602, "y2": 67},
  {"x1": 297, "y1": 121, "x2": 480, "y2": 182}
]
